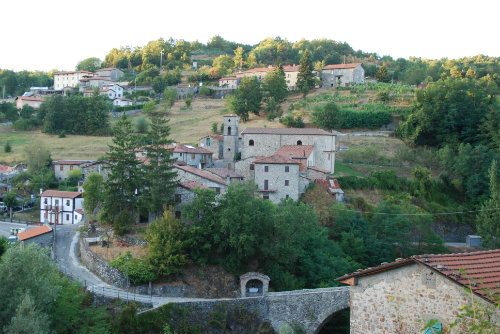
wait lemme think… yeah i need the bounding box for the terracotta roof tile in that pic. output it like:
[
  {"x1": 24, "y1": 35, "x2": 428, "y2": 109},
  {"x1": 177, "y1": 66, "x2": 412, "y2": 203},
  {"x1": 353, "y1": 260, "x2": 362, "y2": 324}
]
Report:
[
  {"x1": 17, "y1": 225, "x2": 52, "y2": 241},
  {"x1": 336, "y1": 249, "x2": 500, "y2": 304},
  {"x1": 308, "y1": 166, "x2": 331, "y2": 174},
  {"x1": 242, "y1": 127, "x2": 334, "y2": 136},
  {"x1": 164, "y1": 143, "x2": 213, "y2": 154},
  {"x1": 40, "y1": 190, "x2": 82, "y2": 198},
  {"x1": 55, "y1": 70, "x2": 93, "y2": 75},
  {"x1": 323, "y1": 63, "x2": 362, "y2": 70},
  {"x1": 175, "y1": 164, "x2": 226, "y2": 185},
  {"x1": 53, "y1": 160, "x2": 92, "y2": 165},
  {"x1": 253, "y1": 154, "x2": 300, "y2": 165},
  {"x1": 75, "y1": 209, "x2": 84, "y2": 215},
  {"x1": 18, "y1": 96, "x2": 44, "y2": 102},
  {"x1": 275, "y1": 145, "x2": 314, "y2": 159},
  {"x1": 97, "y1": 67, "x2": 121, "y2": 71}
]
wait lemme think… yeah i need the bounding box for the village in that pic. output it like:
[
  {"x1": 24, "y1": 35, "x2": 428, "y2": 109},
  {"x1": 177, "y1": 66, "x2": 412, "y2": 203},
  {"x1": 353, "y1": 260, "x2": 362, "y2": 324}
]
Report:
[{"x1": 0, "y1": 21, "x2": 499, "y2": 334}]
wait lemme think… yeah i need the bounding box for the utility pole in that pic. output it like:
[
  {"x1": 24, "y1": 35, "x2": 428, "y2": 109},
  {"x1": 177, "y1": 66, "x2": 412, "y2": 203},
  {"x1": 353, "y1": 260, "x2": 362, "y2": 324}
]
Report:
[
  {"x1": 160, "y1": 49, "x2": 165, "y2": 72},
  {"x1": 126, "y1": 254, "x2": 130, "y2": 304}
]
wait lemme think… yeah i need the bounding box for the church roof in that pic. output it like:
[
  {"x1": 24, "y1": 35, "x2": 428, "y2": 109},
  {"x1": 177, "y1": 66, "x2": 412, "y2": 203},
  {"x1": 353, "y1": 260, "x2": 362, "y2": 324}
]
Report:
[{"x1": 241, "y1": 127, "x2": 334, "y2": 136}]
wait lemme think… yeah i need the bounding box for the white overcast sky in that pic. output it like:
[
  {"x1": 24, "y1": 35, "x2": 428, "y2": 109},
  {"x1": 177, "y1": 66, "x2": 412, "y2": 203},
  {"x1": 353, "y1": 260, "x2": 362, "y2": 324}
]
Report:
[{"x1": 1, "y1": 0, "x2": 499, "y2": 72}]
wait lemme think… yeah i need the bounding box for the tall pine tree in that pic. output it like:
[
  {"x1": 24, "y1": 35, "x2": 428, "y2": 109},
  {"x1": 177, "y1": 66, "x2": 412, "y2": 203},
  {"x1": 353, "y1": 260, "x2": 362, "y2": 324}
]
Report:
[
  {"x1": 102, "y1": 115, "x2": 143, "y2": 225},
  {"x1": 476, "y1": 160, "x2": 500, "y2": 249},
  {"x1": 296, "y1": 51, "x2": 315, "y2": 97},
  {"x1": 142, "y1": 109, "x2": 178, "y2": 220},
  {"x1": 262, "y1": 64, "x2": 288, "y2": 119}
]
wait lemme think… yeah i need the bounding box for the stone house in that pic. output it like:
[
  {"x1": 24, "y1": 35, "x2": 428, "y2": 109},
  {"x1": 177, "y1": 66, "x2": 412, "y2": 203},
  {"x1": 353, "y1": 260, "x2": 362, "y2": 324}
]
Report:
[
  {"x1": 113, "y1": 98, "x2": 133, "y2": 107},
  {"x1": 218, "y1": 77, "x2": 241, "y2": 89},
  {"x1": 252, "y1": 154, "x2": 301, "y2": 201},
  {"x1": 198, "y1": 135, "x2": 224, "y2": 160},
  {"x1": 80, "y1": 161, "x2": 111, "y2": 181},
  {"x1": 283, "y1": 64, "x2": 300, "y2": 90},
  {"x1": 53, "y1": 160, "x2": 93, "y2": 181},
  {"x1": 53, "y1": 70, "x2": 93, "y2": 90},
  {"x1": 315, "y1": 179, "x2": 344, "y2": 202},
  {"x1": 236, "y1": 66, "x2": 273, "y2": 81},
  {"x1": 174, "y1": 163, "x2": 227, "y2": 195},
  {"x1": 204, "y1": 168, "x2": 244, "y2": 183},
  {"x1": 16, "y1": 96, "x2": 44, "y2": 110},
  {"x1": 95, "y1": 67, "x2": 124, "y2": 82},
  {"x1": 39, "y1": 190, "x2": 84, "y2": 225},
  {"x1": 173, "y1": 181, "x2": 207, "y2": 218},
  {"x1": 167, "y1": 143, "x2": 213, "y2": 169},
  {"x1": 239, "y1": 127, "x2": 336, "y2": 174},
  {"x1": 79, "y1": 76, "x2": 112, "y2": 92},
  {"x1": 336, "y1": 250, "x2": 500, "y2": 334},
  {"x1": 174, "y1": 85, "x2": 197, "y2": 99},
  {"x1": 17, "y1": 225, "x2": 53, "y2": 249},
  {"x1": 321, "y1": 63, "x2": 365, "y2": 87}
]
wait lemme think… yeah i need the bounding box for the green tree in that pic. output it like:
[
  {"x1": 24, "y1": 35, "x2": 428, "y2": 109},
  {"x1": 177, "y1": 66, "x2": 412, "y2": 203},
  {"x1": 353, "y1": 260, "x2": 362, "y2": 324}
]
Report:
[
  {"x1": 262, "y1": 64, "x2": 288, "y2": 119},
  {"x1": 82, "y1": 173, "x2": 104, "y2": 217},
  {"x1": 296, "y1": 51, "x2": 315, "y2": 97},
  {"x1": 227, "y1": 77, "x2": 262, "y2": 121},
  {"x1": 211, "y1": 122, "x2": 218, "y2": 133},
  {"x1": 102, "y1": 115, "x2": 142, "y2": 225},
  {"x1": 145, "y1": 210, "x2": 187, "y2": 276},
  {"x1": 476, "y1": 160, "x2": 500, "y2": 249},
  {"x1": 141, "y1": 101, "x2": 156, "y2": 114},
  {"x1": 4, "y1": 141, "x2": 11, "y2": 153},
  {"x1": 164, "y1": 88, "x2": 177, "y2": 108},
  {"x1": 76, "y1": 57, "x2": 102, "y2": 72},
  {"x1": 185, "y1": 97, "x2": 192, "y2": 108},
  {"x1": 311, "y1": 102, "x2": 341, "y2": 130},
  {"x1": 134, "y1": 115, "x2": 150, "y2": 133},
  {"x1": 3, "y1": 191, "x2": 18, "y2": 221},
  {"x1": 233, "y1": 46, "x2": 244, "y2": 69},
  {"x1": 142, "y1": 109, "x2": 177, "y2": 220},
  {"x1": 3, "y1": 294, "x2": 49, "y2": 334},
  {"x1": 375, "y1": 66, "x2": 390, "y2": 83},
  {"x1": 20, "y1": 105, "x2": 35, "y2": 119}
]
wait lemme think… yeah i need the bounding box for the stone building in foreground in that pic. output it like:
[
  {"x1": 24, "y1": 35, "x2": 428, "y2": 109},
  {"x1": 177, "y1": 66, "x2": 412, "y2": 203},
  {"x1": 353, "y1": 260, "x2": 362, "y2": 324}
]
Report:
[{"x1": 336, "y1": 249, "x2": 500, "y2": 334}]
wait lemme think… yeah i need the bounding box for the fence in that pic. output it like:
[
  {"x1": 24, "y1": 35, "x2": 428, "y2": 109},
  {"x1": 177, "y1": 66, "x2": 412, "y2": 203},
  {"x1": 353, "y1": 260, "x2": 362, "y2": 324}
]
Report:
[{"x1": 84, "y1": 281, "x2": 154, "y2": 305}]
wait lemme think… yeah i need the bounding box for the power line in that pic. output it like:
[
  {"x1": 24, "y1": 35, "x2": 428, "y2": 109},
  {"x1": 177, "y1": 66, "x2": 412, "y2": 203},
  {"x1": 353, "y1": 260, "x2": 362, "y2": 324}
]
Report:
[{"x1": 335, "y1": 207, "x2": 500, "y2": 216}]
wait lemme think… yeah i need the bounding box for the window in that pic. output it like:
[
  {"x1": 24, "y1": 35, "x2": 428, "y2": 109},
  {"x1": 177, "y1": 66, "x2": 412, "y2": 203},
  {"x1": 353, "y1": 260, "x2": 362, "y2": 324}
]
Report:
[
  {"x1": 66, "y1": 214, "x2": 69, "y2": 220},
  {"x1": 175, "y1": 194, "x2": 181, "y2": 203},
  {"x1": 249, "y1": 139, "x2": 254, "y2": 146},
  {"x1": 297, "y1": 140, "x2": 302, "y2": 145},
  {"x1": 207, "y1": 138, "x2": 211, "y2": 146},
  {"x1": 215, "y1": 187, "x2": 221, "y2": 194},
  {"x1": 227, "y1": 163, "x2": 231, "y2": 169},
  {"x1": 328, "y1": 153, "x2": 331, "y2": 160},
  {"x1": 60, "y1": 166, "x2": 64, "y2": 171},
  {"x1": 192, "y1": 154, "x2": 195, "y2": 159},
  {"x1": 227, "y1": 126, "x2": 231, "y2": 135},
  {"x1": 250, "y1": 164, "x2": 254, "y2": 171},
  {"x1": 66, "y1": 200, "x2": 70, "y2": 206},
  {"x1": 285, "y1": 166, "x2": 289, "y2": 172},
  {"x1": 44, "y1": 198, "x2": 47, "y2": 204},
  {"x1": 70, "y1": 165, "x2": 73, "y2": 171},
  {"x1": 175, "y1": 211, "x2": 181, "y2": 219},
  {"x1": 263, "y1": 195, "x2": 269, "y2": 200},
  {"x1": 264, "y1": 166, "x2": 269, "y2": 172},
  {"x1": 264, "y1": 180, "x2": 269, "y2": 190},
  {"x1": 285, "y1": 180, "x2": 289, "y2": 186},
  {"x1": 286, "y1": 195, "x2": 289, "y2": 199}
]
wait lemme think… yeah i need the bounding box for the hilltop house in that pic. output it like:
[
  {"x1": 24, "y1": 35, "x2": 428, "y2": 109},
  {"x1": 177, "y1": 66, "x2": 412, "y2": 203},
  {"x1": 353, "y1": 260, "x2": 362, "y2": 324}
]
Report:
[
  {"x1": 198, "y1": 135, "x2": 224, "y2": 160},
  {"x1": 53, "y1": 70, "x2": 94, "y2": 90},
  {"x1": 336, "y1": 250, "x2": 500, "y2": 334},
  {"x1": 95, "y1": 68, "x2": 124, "y2": 82},
  {"x1": 218, "y1": 77, "x2": 241, "y2": 89},
  {"x1": 39, "y1": 190, "x2": 84, "y2": 225},
  {"x1": 16, "y1": 96, "x2": 44, "y2": 110},
  {"x1": 321, "y1": 63, "x2": 365, "y2": 87}
]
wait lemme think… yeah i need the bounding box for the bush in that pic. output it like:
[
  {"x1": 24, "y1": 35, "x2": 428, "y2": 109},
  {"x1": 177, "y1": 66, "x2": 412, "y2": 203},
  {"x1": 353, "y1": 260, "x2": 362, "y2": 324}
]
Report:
[
  {"x1": 114, "y1": 210, "x2": 134, "y2": 236},
  {"x1": 199, "y1": 86, "x2": 211, "y2": 96},
  {"x1": 58, "y1": 130, "x2": 66, "y2": 138},
  {"x1": 13, "y1": 118, "x2": 40, "y2": 130},
  {"x1": 312, "y1": 102, "x2": 392, "y2": 130},
  {"x1": 4, "y1": 142, "x2": 11, "y2": 153},
  {"x1": 135, "y1": 116, "x2": 149, "y2": 133},
  {"x1": 185, "y1": 97, "x2": 192, "y2": 108},
  {"x1": 279, "y1": 114, "x2": 305, "y2": 128},
  {"x1": 109, "y1": 252, "x2": 157, "y2": 284},
  {"x1": 211, "y1": 122, "x2": 218, "y2": 133}
]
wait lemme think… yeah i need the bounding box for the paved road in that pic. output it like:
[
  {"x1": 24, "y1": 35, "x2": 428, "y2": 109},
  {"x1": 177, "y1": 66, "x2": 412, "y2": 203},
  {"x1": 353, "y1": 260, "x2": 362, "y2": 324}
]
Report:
[{"x1": 0, "y1": 221, "x2": 204, "y2": 307}]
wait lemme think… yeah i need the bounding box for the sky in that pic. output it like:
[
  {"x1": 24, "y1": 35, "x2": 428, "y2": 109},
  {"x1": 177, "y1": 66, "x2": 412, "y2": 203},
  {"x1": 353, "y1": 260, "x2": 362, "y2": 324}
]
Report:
[{"x1": 1, "y1": 0, "x2": 499, "y2": 72}]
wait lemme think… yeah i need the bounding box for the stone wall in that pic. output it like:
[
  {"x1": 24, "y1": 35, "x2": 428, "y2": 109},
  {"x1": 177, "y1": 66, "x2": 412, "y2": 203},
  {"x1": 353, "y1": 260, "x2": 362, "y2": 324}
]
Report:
[
  {"x1": 350, "y1": 262, "x2": 500, "y2": 334},
  {"x1": 79, "y1": 237, "x2": 127, "y2": 288},
  {"x1": 254, "y1": 162, "x2": 300, "y2": 203}
]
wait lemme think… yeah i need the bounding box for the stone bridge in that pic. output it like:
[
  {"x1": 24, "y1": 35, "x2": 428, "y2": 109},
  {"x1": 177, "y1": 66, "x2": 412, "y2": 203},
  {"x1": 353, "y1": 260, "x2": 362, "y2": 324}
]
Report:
[{"x1": 143, "y1": 286, "x2": 350, "y2": 334}]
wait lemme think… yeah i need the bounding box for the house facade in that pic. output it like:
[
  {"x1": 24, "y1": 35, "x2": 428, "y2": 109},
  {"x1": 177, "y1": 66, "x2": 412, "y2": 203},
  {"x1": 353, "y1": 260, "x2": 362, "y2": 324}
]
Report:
[
  {"x1": 252, "y1": 154, "x2": 301, "y2": 201},
  {"x1": 283, "y1": 65, "x2": 300, "y2": 90},
  {"x1": 198, "y1": 135, "x2": 224, "y2": 160},
  {"x1": 218, "y1": 77, "x2": 241, "y2": 89},
  {"x1": 16, "y1": 96, "x2": 44, "y2": 109},
  {"x1": 174, "y1": 163, "x2": 227, "y2": 195},
  {"x1": 80, "y1": 161, "x2": 111, "y2": 181},
  {"x1": 173, "y1": 181, "x2": 207, "y2": 218},
  {"x1": 79, "y1": 76, "x2": 112, "y2": 92},
  {"x1": 95, "y1": 68, "x2": 124, "y2": 82},
  {"x1": 54, "y1": 71, "x2": 93, "y2": 90},
  {"x1": 321, "y1": 63, "x2": 365, "y2": 87},
  {"x1": 39, "y1": 190, "x2": 84, "y2": 225},
  {"x1": 53, "y1": 160, "x2": 93, "y2": 181},
  {"x1": 336, "y1": 250, "x2": 500, "y2": 334},
  {"x1": 17, "y1": 225, "x2": 53, "y2": 249}
]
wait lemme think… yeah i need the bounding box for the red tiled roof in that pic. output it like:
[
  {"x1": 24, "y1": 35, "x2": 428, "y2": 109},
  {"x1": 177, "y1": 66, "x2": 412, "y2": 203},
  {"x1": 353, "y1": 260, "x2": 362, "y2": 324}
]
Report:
[
  {"x1": 220, "y1": 77, "x2": 240, "y2": 80},
  {"x1": 40, "y1": 190, "x2": 82, "y2": 198},
  {"x1": 97, "y1": 67, "x2": 121, "y2": 71},
  {"x1": 275, "y1": 145, "x2": 314, "y2": 159},
  {"x1": 241, "y1": 67, "x2": 273, "y2": 73},
  {"x1": 178, "y1": 181, "x2": 208, "y2": 190},
  {"x1": 55, "y1": 70, "x2": 93, "y2": 75},
  {"x1": 308, "y1": 166, "x2": 331, "y2": 174},
  {"x1": 323, "y1": 63, "x2": 362, "y2": 70},
  {"x1": 205, "y1": 168, "x2": 244, "y2": 179},
  {"x1": 283, "y1": 65, "x2": 300, "y2": 72},
  {"x1": 81, "y1": 160, "x2": 110, "y2": 168},
  {"x1": 175, "y1": 164, "x2": 226, "y2": 185},
  {"x1": 18, "y1": 96, "x2": 44, "y2": 102},
  {"x1": 316, "y1": 179, "x2": 344, "y2": 195},
  {"x1": 242, "y1": 127, "x2": 334, "y2": 136},
  {"x1": 53, "y1": 160, "x2": 91, "y2": 165},
  {"x1": 80, "y1": 76, "x2": 111, "y2": 82},
  {"x1": 75, "y1": 209, "x2": 84, "y2": 215},
  {"x1": 170, "y1": 143, "x2": 212, "y2": 154},
  {"x1": 0, "y1": 165, "x2": 13, "y2": 172},
  {"x1": 200, "y1": 134, "x2": 223, "y2": 142},
  {"x1": 253, "y1": 154, "x2": 299, "y2": 165},
  {"x1": 336, "y1": 249, "x2": 500, "y2": 304},
  {"x1": 17, "y1": 225, "x2": 52, "y2": 241}
]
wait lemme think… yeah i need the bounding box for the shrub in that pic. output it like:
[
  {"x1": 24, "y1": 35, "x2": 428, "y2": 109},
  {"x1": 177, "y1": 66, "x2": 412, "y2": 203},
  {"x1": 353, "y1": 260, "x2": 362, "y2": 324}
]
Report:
[
  {"x1": 185, "y1": 97, "x2": 192, "y2": 108},
  {"x1": 211, "y1": 122, "x2": 218, "y2": 133},
  {"x1": 134, "y1": 116, "x2": 149, "y2": 133},
  {"x1": 199, "y1": 86, "x2": 211, "y2": 96},
  {"x1": 109, "y1": 252, "x2": 157, "y2": 284},
  {"x1": 58, "y1": 130, "x2": 66, "y2": 138},
  {"x1": 4, "y1": 142, "x2": 11, "y2": 153},
  {"x1": 114, "y1": 210, "x2": 133, "y2": 236},
  {"x1": 13, "y1": 119, "x2": 39, "y2": 130}
]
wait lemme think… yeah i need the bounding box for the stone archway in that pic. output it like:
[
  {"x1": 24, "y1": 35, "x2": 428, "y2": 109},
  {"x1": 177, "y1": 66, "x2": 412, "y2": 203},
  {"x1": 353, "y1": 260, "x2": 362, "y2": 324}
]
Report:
[{"x1": 239, "y1": 272, "x2": 270, "y2": 297}]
